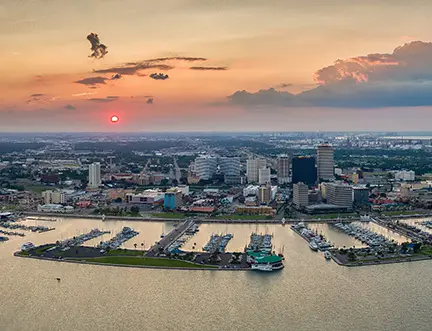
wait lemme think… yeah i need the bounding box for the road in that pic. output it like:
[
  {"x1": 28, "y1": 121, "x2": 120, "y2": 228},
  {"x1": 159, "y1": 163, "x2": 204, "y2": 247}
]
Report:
[{"x1": 145, "y1": 220, "x2": 193, "y2": 256}]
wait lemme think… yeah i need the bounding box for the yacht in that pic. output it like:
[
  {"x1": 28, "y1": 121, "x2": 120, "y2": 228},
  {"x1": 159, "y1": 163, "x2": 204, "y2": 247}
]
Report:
[
  {"x1": 101, "y1": 214, "x2": 106, "y2": 222},
  {"x1": 324, "y1": 251, "x2": 332, "y2": 260},
  {"x1": 309, "y1": 241, "x2": 318, "y2": 251}
]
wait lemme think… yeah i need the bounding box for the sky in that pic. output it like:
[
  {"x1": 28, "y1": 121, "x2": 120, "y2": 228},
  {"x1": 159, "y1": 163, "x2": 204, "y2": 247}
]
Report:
[{"x1": 2, "y1": 0, "x2": 432, "y2": 132}]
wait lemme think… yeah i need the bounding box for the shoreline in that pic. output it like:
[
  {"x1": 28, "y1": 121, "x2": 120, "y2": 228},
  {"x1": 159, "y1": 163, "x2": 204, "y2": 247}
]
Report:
[
  {"x1": 14, "y1": 253, "x2": 251, "y2": 271},
  {"x1": 331, "y1": 252, "x2": 432, "y2": 267}
]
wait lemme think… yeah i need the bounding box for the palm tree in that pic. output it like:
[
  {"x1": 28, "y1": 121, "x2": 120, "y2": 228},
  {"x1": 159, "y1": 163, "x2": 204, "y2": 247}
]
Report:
[
  {"x1": 141, "y1": 242, "x2": 144, "y2": 250},
  {"x1": 134, "y1": 243, "x2": 137, "y2": 249}
]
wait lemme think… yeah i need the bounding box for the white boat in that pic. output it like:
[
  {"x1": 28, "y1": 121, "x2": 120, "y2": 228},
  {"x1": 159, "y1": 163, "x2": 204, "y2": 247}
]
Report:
[
  {"x1": 309, "y1": 241, "x2": 319, "y2": 251},
  {"x1": 101, "y1": 214, "x2": 106, "y2": 221},
  {"x1": 324, "y1": 251, "x2": 332, "y2": 260},
  {"x1": 281, "y1": 218, "x2": 286, "y2": 225}
]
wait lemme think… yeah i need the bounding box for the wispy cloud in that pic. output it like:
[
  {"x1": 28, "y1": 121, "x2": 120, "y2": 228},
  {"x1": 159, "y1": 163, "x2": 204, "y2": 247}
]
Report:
[
  {"x1": 74, "y1": 76, "x2": 108, "y2": 86},
  {"x1": 87, "y1": 97, "x2": 119, "y2": 103},
  {"x1": 72, "y1": 92, "x2": 97, "y2": 97},
  {"x1": 189, "y1": 66, "x2": 227, "y2": 71}
]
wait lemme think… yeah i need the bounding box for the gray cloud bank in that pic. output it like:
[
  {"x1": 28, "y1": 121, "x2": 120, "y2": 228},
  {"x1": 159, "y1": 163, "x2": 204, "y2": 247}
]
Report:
[{"x1": 228, "y1": 41, "x2": 432, "y2": 108}]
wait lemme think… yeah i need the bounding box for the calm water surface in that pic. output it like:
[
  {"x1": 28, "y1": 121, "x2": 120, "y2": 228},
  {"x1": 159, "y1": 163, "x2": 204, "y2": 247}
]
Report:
[{"x1": 1, "y1": 218, "x2": 431, "y2": 331}]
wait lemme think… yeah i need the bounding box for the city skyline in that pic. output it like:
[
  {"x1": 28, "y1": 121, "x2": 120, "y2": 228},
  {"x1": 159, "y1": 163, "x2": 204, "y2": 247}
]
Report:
[{"x1": 2, "y1": 1, "x2": 432, "y2": 131}]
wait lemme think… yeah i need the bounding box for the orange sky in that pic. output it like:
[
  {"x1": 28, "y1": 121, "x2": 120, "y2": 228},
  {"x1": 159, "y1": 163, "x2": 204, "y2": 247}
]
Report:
[{"x1": 1, "y1": 0, "x2": 432, "y2": 131}]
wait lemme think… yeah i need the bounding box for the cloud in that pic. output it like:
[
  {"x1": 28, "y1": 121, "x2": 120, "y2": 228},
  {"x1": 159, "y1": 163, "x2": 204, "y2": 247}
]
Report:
[
  {"x1": 72, "y1": 92, "x2": 97, "y2": 97},
  {"x1": 87, "y1": 33, "x2": 108, "y2": 59},
  {"x1": 189, "y1": 66, "x2": 227, "y2": 71},
  {"x1": 276, "y1": 83, "x2": 292, "y2": 89},
  {"x1": 145, "y1": 57, "x2": 207, "y2": 62},
  {"x1": 26, "y1": 93, "x2": 57, "y2": 105},
  {"x1": 65, "y1": 104, "x2": 76, "y2": 110},
  {"x1": 30, "y1": 93, "x2": 44, "y2": 97},
  {"x1": 106, "y1": 96, "x2": 119, "y2": 99},
  {"x1": 227, "y1": 41, "x2": 432, "y2": 108},
  {"x1": 87, "y1": 97, "x2": 118, "y2": 103},
  {"x1": 74, "y1": 76, "x2": 108, "y2": 86},
  {"x1": 147, "y1": 98, "x2": 154, "y2": 104},
  {"x1": 111, "y1": 73, "x2": 122, "y2": 80},
  {"x1": 92, "y1": 56, "x2": 207, "y2": 77},
  {"x1": 150, "y1": 73, "x2": 169, "y2": 80}
]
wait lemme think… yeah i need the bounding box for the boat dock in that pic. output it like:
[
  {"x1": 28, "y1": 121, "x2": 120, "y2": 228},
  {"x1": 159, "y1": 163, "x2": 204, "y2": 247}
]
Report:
[
  {"x1": 146, "y1": 220, "x2": 196, "y2": 256},
  {"x1": 291, "y1": 222, "x2": 332, "y2": 251},
  {"x1": 203, "y1": 234, "x2": 233, "y2": 253}
]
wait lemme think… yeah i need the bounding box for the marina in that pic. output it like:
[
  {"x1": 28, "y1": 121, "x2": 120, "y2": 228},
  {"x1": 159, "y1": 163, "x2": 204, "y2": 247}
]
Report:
[
  {"x1": 57, "y1": 228, "x2": 111, "y2": 249},
  {"x1": 0, "y1": 221, "x2": 54, "y2": 233},
  {"x1": 98, "y1": 227, "x2": 139, "y2": 250},
  {"x1": 0, "y1": 229, "x2": 25, "y2": 237},
  {"x1": 203, "y1": 234, "x2": 233, "y2": 253},
  {"x1": 291, "y1": 222, "x2": 333, "y2": 251}
]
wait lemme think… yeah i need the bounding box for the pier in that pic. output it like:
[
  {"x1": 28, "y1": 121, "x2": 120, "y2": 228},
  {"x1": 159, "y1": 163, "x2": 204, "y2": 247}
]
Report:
[{"x1": 146, "y1": 220, "x2": 195, "y2": 256}]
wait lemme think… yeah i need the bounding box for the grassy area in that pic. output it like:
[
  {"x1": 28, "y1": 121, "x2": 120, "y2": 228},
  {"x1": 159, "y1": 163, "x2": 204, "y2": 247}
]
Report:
[
  {"x1": 151, "y1": 212, "x2": 185, "y2": 219},
  {"x1": 419, "y1": 245, "x2": 432, "y2": 255},
  {"x1": 72, "y1": 256, "x2": 217, "y2": 268},
  {"x1": 106, "y1": 249, "x2": 145, "y2": 256},
  {"x1": 382, "y1": 210, "x2": 423, "y2": 216},
  {"x1": 310, "y1": 213, "x2": 357, "y2": 219},
  {"x1": 33, "y1": 244, "x2": 56, "y2": 255},
  {"x1": 214, "y1": 214, "x2": 270, "y2": 220},
  {"x1": 25, "y1": 185, "x2": 48, "y2": 193}
]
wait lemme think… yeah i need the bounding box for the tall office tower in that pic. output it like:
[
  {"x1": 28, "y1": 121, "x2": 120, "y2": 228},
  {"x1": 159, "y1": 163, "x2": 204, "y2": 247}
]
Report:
[
  {"x1": 277, "y1": 155, "x2": 289, "y2": 184},
  {"x1": 258, "y1": 167, "x2": 271, "y2": 185},
  {"x1": 218, "y1": 157, "x2": 241, "y2": 184},
  {"x1": 258, "y1": 184, "x2": 272, "y2": 204},
  {"x1": 195, "y1": 156, "x2": 218, "y2": 181},
  {"x1": 88, "y1": 162, "x2": 101, "y2": 188},
  {"x1": 292, "y1": 156, "x2": 317, "y2": 186},
  {"x1": 317, "y1": 144, "x2": 334, "y2": 181},
  {"x1": 326, "y1": 182, "x2": 353, "y2": 208},
  {"x1": 293, "y1": 182, "x2": 309, "y2": 209},
  {"x1": 246, "y1": 158, "x2": 266, "y2": 183}
]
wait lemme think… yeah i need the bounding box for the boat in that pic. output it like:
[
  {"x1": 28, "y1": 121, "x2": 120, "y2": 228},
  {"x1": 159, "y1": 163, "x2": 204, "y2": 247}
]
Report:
[
  {"x1": 308, "y1": 241, "x2": 318, "y2": 251},
  {"x1": 281, "y1": 218, "x2": 286, "y2": 226},
  {"x1": 324, "y1": 251, "x2": 332, "y2": 260},
  {"x1": 101, "y1": 214, "x2": 106, "y2": 222},
  {"x1": 21, "y1": 242, "x2": 35, "y2": 251}
]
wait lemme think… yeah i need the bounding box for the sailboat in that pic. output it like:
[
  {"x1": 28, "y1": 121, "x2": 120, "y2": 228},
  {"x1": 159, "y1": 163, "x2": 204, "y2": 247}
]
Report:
[{"x1": 102, "y1": 214, "x2": 106, "y2": 222}]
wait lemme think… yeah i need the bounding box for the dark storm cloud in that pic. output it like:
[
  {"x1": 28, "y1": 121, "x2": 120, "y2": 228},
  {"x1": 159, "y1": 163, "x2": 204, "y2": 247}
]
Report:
[
  {"x1": 64, "y1": 104, "x2": 76, "y2": 110},
  {"x1": 227, "y1": 41, "x2": 432, "y2": 108},
  {"x1": 87, "y1": 97, "x2": 118, "y2": 103},
  {"x1": 149, "y1": 73, "x2": 169, "y2": 80},
  {"x1": 74, "y1": 76, "x2": 108, "y2": 86},
  {"x1": 87, "y1": 33, "x2": 108, "y2": 59},
  {"x1": 189, "y1": 66, "x2": 227, "y2": 71},
  {"x1": 147, "y1": 98, "x2": 154, "y2": 104}
]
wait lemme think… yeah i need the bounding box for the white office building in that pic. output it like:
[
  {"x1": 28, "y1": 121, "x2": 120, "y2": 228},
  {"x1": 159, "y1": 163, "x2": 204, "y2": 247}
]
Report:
[
  {"x1": 246, "y1": 158, "x2": 266, "y2": 183},
  {"x1": 293, "y1": 182, "x2": 309, "y2": 208},
  {"x1": 326, "y1": 182, "x2": 353, "y2": 208},
  {"x1": 88, "y1": 162, "x2": 102, "y2": 188},
  {"x1": 394, "y1": 170, "x2": 415, "y2": 181},
  {"x1": 219, "y1": 157, "x2": 241, "y2": 184},
  {"x1": 277, "y1": 155, "x2": 290, "y2": 184},
  {"x1": 195, "y1": 156, "x2": 218, "y2": 181},
  {"x1": 258, "y1": 167, "x2": 271, "y2": 185},
  {"x1": 42, "y1": 190, "x2": 65, "y2": 204},
  {"x1": 317, "y1": 144, "x2": 334, "y2": 181}
]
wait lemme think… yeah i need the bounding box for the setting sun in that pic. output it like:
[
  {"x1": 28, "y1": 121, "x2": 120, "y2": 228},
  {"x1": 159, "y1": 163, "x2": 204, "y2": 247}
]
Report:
[{"x1": 110, "y1": 115, "x2": 119, "y2": 123}]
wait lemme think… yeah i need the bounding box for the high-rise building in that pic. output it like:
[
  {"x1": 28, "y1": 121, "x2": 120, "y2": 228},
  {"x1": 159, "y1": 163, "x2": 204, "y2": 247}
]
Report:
[
  {"x1": 195, "y1": 156, "x2": 218, "y2": 181},
  {"x1": 218, "y1": 157, "x2": 241, "y2": 184},
  {"x1": 277, "y1": 155, "x2": 289, "y2": 184},
  {"x1": 164, "y1": 188, "x2": 183, "y2": 210},
  {"x1": 88, "y1": 162, "x2": 101, "y2": 188},
  {"x1": 246, "y1": 158, "x2": 266, "y2": 183},
  {"x1": 317, "y1": 144, "x2": 334, "y2": 181},
  {"x1": 258, "y1": 184, "x2": 272, "y2": 204},
  {"x1": 292, "y1": 156, "x2": 317, "y2": 186},
  {"x1": 258, "y1": 167, "x2": 271, "y2": 185},
  {"x1": 42, "y1": 190, "x2": 65, "y2": 204},
  {"x1": 353, "y1": 187, "x2": 369, "y2": 206},
  {"x1": 293, "y1": 182, "x2": 309, "y2": 209},
  {"x1": 326, "y1": 182, "x2": 353, "y2": 208}
]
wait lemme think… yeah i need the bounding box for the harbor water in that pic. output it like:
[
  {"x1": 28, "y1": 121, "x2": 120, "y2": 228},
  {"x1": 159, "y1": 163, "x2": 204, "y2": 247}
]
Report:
[{"x1": 1, "y1": 217, "x2": 431, "y2": 331}]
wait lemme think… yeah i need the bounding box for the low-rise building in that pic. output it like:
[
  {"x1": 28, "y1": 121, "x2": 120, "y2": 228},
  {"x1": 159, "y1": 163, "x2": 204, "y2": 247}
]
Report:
[
  {"x1": 164, "y1": 188, "x2": 183, "y2": 210},
  {"x1": 126, "y1": 189, "x2": 164, "y2": 204},
  {"x1": 42, "y1": 190, "x2": 65, "y2": 204}
]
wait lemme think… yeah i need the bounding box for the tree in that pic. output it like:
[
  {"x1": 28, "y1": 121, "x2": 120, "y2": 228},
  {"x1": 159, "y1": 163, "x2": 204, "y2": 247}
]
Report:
[
  {"x1": 114, "y1": 197, "x2": 122, "y2": 203},
  {"x1": 134, "y1": 243, "x2": 137, "y2": 249},
  {"x1": 130, "y1": 205, "x2": 140, "y2": 214}
]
